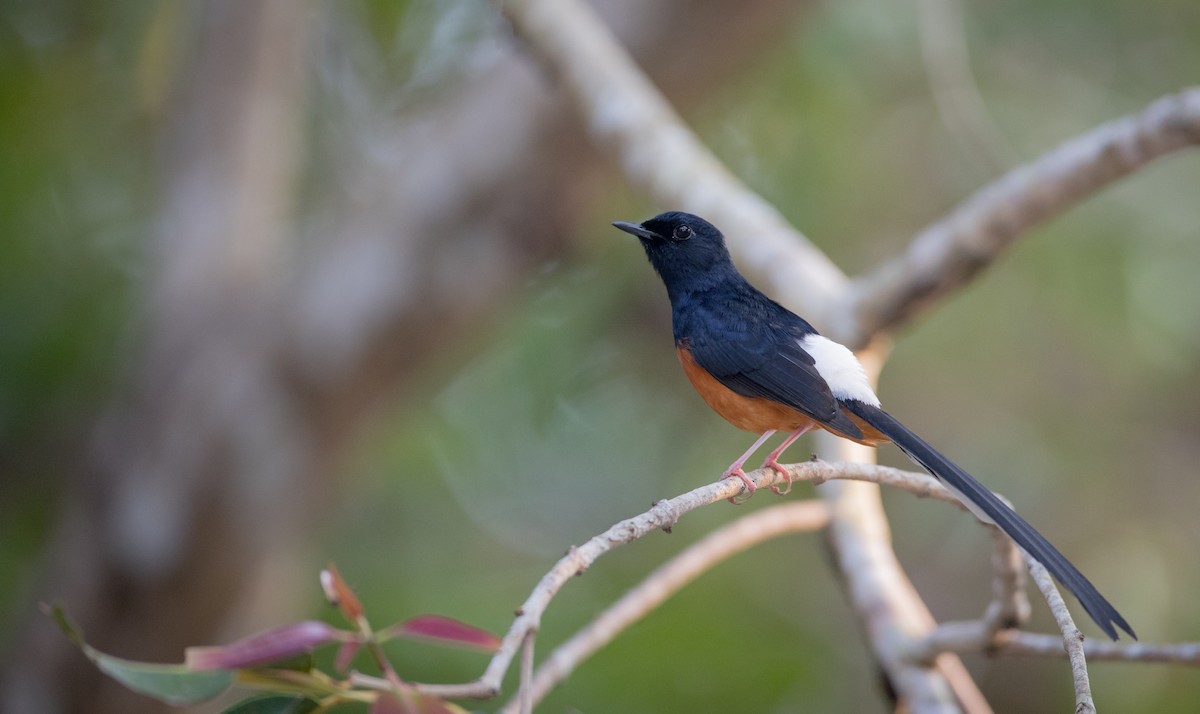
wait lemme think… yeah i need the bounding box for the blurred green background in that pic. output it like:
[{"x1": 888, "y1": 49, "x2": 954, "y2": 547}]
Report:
[{"x1": 1, "y1": 0, "x2": 1198, "y2": 712}]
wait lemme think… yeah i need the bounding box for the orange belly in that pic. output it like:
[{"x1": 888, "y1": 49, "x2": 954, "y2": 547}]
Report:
[{"x1": 677, "y1": 346, "x2": 815, "y2": 433}]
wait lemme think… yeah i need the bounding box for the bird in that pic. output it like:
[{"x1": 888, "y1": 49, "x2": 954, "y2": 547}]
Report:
[{"x1": 612, "y1": 210, "x2": 1134, "y2": 641}]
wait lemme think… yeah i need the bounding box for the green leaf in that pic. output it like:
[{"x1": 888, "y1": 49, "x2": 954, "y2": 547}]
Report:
[
  {"x1": 45, "y1": 601, "x2": 234, "y2": 704},
  {"x1": 263, "y1": 653, "x2": 317, "y2": 673},
  {"x1": 44, "y1": 601, "x2": 85, "y2": 647},
  {"x1": 234, "y1": 667, "x2": 342, "y2": 698},
  {"x1": 221, "y1": 694, "x2": 320, "y2": 714},
  {"x1": 93, "y1": 656, "x2": 234, "y2": 705}
]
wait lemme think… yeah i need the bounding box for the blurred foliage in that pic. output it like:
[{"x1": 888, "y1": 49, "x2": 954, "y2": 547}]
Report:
[
  {"x1": 3, "y1": 0, "x2": 1199, "y2": 711},
  {"x1": 0, "y1": 1, "x2": 156, "y2": 618}
]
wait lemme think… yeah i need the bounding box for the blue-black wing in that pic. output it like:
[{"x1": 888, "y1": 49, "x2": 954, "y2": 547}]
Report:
[{"x1": 676, "y1": 291, "x2": 864, "y2": 439}]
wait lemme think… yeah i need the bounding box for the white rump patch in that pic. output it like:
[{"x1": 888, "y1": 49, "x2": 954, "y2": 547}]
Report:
[{"x1": 800, "y1": 334, "x2": 880, "y2": 406}]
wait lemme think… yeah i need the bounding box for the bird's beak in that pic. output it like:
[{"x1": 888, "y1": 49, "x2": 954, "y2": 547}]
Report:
[{"x1": 611, "y1": 221, "x2": 661, "y2": 241}]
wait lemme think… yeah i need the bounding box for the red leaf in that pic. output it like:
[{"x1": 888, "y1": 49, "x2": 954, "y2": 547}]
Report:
[
  {"x1": 384, "y1": 615, "x2": 500, "y2": 652},
  {"x1": 333, "y1": 639, "x2": 362, "y2": 674},
  {"x1": 186, "y1": 621, "x2": 340, "y2": 671},
  {"x1": 320, "y1": 563, "x2": 364, "y2": 622},
  {"x1": 370, "y1": 692, "x2": 410, "y2": 714},
  {"x1": 371, "y1": 691, "x2": 470, "y2": 714}
]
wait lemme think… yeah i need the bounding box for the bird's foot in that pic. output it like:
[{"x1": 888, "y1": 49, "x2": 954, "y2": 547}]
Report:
[
  {"x1": 761, "y1": 459, "x2": 794, "y2": 495},
  {"x1": 721, "y1": 467, "x2": 756, "y2": 504}
]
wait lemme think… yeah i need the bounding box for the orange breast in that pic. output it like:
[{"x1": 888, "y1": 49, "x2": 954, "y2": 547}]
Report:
[{"x1": 677, "y1": 346, "x2": 815, "y2": 434}]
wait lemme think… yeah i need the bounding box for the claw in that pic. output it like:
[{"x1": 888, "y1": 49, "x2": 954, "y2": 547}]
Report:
[
  {"x1": 762, "y1": 459, "x2": 793, "y2": 495},
  {"x1": 721, "y1": 467, "x2": 756, "y2": 504},
  {"x1": 757, "y1": 425, "x2": 813, "y2": 496}
]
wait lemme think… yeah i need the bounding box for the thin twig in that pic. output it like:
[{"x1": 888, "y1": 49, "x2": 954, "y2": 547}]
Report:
[
  {"x1": 1028, "y1": 559, "x2": 1095, "y2": 714},
  {"x1": 413, "y1": 460, "x2": 956, "y2": 700},
  {"x1": 916, "y1": 0, "x2": 1018, "y2": 173},
  {"x1": 518, "y1": 632, "x2": 535, "y2": 714},
  {"x1": 983, "y1": 524, "x2": 1030, "y2": 637},
  {"x1": 495, "y1": 3, "x2": 1200, "y2": 713},
  {"x1": 923, "y1": 626, "x2": 1200, "y2": 664},
  {"x1": 498, "y1": 501, "x2": 831, "y2": 712},
  {"x1": 412, "y1": 453, "x2": 1200, "y2": 704}
]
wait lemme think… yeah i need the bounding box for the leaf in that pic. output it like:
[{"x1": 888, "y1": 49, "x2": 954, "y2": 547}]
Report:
[
  {"x1": 406, "y1": 691, "x2": 473, "y2": 714},
  {"x1": 371, "y1": 692, "x2": 409, "y2": 714},
  {"x1": 262, "y1": 653, "x2": 317, "y2": 673},
  {"x1": 334, "y1": 639, "x2": 362, "y2": 673},
  {"x1": 371, "y1": 691, "x2": 472, "y2": 714},
  {"x1": 45, "y1": 602, "x2": 233, "y2": 704},
  {"x1": 221, "y1": 694, "x2": 320, "y2": 714},
  {"x1": 234, "y1": 668, "x2": 341, "y2": 697},
  {"x1": 44, "y1": 601, "x2": 84, "y2": 647},
  {"x1": 186, "y1": 621, "x2": 341, "y2": 671},
  {"x1": 383, "y1": 615, "x2": 501, "y2": 652},
  {"x1": 94, "y1": 653, "x2": 235, "y2": 705}
]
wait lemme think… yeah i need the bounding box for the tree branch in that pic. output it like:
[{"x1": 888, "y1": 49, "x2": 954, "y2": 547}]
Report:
[
  {"x1": 415, "y1": 457, "x2": 1126, "y2": 704},
  {"x1": 499, "y1": 501, "x2": 831, "y2": 712},
  {"x1": 2, "y1": 3, "x2": 809, "y2": 711},
  {"x1": 498, "y1": 0, "x2": 848, "y2": 314},
  {"x1": 834, "y1": 87, "x2": 1200, "y2": 347},
  {"x1": 984, "y1": 528, "x2": 1031, "y2": 636},
  {"x1": 498, "y1": 2, "x2": 1200, "y2": 711},
  {"x1": 922, "y1": 626, "x2": 1200, "y2": 664},
  {"x1": 1028, "y1": 560, "x2": 1094, "y2": 714},
  {"x1": 413, "y1": 459, "x2": 963, "y2": 701}
]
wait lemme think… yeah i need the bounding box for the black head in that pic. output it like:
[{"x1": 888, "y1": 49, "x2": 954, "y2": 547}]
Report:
[{"x1": 612, "y1": 211, "x2": 736, "y2": 298}]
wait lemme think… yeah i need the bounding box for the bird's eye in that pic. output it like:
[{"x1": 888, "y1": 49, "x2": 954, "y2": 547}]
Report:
[{"x1": 673, "y1": 225, "x2": 693, "y2": 241}]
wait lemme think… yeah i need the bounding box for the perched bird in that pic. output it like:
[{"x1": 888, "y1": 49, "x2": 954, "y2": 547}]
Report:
[{"x1": 613, "y1": 211, "x2": 1133, "y2": 640}]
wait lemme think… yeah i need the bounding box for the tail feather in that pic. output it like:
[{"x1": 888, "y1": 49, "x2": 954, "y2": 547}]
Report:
[{"x1": 842, "y1": 399, "x2": 1134, "y2": 641}]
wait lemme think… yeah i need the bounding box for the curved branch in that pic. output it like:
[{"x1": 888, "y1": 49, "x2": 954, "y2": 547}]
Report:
[
  {"x1": 1029, "y1": 560, "x2": 1095, "y2": 713},
  {"x1": 497, "y1": 2, "x2": 1200, "y2": 711},
  {"x1": 500, "y1": 501, "x2": 831, "y2": 712},
  {"x1": 413, "y1": 459, "x2": 964, "y2": 701},
  {"x1": 835, "y1": 87, "x2": 1200, "y2": 347}
]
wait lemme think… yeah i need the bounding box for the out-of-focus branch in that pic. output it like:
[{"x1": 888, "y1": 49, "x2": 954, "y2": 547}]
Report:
[
  {"x1": 834, "y1": 87, "x2": 1200, "y2": 348},
  {"x1": 3, "y1": 2, "x2": 809, "y2": 712},
  {"x1": 496, "y1": 3, "x2": 1200, "y2": 708},
  {"x1": 1, "y1": 3, "x2": 315, "y2": 712},
  {"x1": 499, "y1": 501, "x2": 831, "y2": 713},
  {"x1": 498, "y1": 0, "x2": 847, "y2": 314},
  {"x1": 916, "y1": 0, "x2": 1018, "y2": 174},
  {"x1": 517, "y1": 632, "x2": 535, "y2": 714},
  {"x1": 921, "y1": 625, "x2": 1200, "y2": 664},
  {"x1": 983, "y1": 528, "x2": 1031, "y2": 636},
  {"x1": 497, "y1": 2, "x2": 979, "y2": 708},
  {"x1": 433, "y1": 448, "x2": 1200, "y2": 707},
  {"x1": 816, "y1": 364, "x2": 976, "y2": 712}
]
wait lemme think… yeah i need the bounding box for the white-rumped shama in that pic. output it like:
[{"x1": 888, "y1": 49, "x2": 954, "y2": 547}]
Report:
[{"x1": 613, "y1": 211, "x2": 1133, "y2": 641}]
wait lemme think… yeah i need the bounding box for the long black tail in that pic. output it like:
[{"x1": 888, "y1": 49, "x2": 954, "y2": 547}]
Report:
[{"x1": 842, "y1": 399, "x2": 1134, "y2": 640}]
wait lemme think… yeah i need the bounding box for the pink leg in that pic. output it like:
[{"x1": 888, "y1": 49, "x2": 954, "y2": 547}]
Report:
[
  {"x1": 761, "y1": 425, "x2": 813, "y2": 495},
  {"x1": 722, "y1": 430, "x2": 776, "y2": 499}
]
